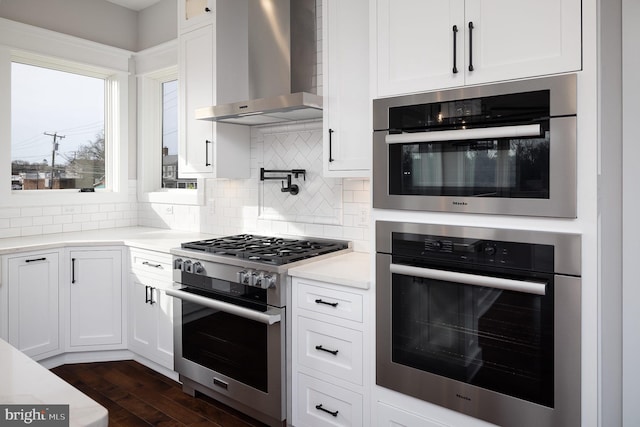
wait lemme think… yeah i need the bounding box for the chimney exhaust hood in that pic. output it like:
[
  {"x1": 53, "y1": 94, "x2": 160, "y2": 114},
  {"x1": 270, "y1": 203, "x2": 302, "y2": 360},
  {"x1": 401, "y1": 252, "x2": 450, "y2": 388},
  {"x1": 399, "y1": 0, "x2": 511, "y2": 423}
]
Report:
[{"x1": 195, "y1": 0, "x2": 322, "y2": 126}]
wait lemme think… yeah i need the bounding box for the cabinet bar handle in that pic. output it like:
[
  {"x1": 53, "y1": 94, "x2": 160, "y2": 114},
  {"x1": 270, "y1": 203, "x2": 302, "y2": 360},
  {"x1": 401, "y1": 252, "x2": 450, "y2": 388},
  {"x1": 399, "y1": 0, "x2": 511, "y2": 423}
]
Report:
[
  {"x1": 328, "y1": 128, "x2": 335, "y2": 162},
  {"x1": 150, "y1": 287, "x2": 156, "y2": 305},
  {"x1": 315, "y1": 345, "x2": 339, "y2": 356},
  {"x1": 205, "y1": 140, "x2": 212, "y2": 167},
  {"x1": 468, "y1": 21, "x2": 475, "y2": 72},
  {"x1": 71, "y1": 258, "x2": 76, "y2": 284},
  {"x1": 315, "y1": 298, "x2": 338, "y2": 307},
  {"x1": 145, "y1": 286, "x2": 151, "y2": 304},
  {"x1": 142, "y1": 261, "x2": 163, "y2": 269},
  {"x1": 452, "y1": 25, "x2": 459, "y2": 74},
  {"x1": 25, "y1": 257, "x2": 46, "y2": 263},
  {"x1": 315, "y1": 404, "x2": 339, "y2": 417}
]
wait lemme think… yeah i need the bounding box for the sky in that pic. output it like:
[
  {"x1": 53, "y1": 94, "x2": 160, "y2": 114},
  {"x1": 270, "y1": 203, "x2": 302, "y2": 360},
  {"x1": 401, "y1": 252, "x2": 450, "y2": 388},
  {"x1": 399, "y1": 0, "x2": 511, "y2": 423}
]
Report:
[{"x1": 11, "y1": 62, "x2": 106, "y2": 166}]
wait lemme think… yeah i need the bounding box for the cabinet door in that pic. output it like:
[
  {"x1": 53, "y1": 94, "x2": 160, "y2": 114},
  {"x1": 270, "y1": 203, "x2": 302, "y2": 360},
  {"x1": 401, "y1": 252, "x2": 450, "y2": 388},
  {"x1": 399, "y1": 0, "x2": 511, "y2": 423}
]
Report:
[
  {"x1": 7, "y1": 253, "x2": 59, "y2": 359},
  {"x1": 178, "y1": 24, "x2": 251, "y2": 179},
  {"x1": 464, "y1": 0, "x2": 581, "y2": 85},
  {"x1": 178, "y1": 25, "x2": 215, "y2": 177},
  {"x1": 68, "y1": 249, "x2": 122, "y2": 348},
  {"x1": 323, "y1": 0, "x2": 371, "y2": 176},
  {"x1": 178, "y1": 0, "x2": 214, "y2": 32},
  {"x1": 155, "y1": 288, "x2": 174, "y2": 368},
  {"x1": 376, "y1": 0, "x2": 465, "y2": 96},
  {"x1": 129, "y1": 276, "x2": 156, "y2": 356}
]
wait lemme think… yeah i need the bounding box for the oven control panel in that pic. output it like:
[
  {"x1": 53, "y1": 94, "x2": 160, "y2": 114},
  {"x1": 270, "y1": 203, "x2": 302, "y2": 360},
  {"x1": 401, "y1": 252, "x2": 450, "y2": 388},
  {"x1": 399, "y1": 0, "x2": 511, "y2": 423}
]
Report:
[{"x1": 173, "y1": 257, "x2": 279, "y2": 289}]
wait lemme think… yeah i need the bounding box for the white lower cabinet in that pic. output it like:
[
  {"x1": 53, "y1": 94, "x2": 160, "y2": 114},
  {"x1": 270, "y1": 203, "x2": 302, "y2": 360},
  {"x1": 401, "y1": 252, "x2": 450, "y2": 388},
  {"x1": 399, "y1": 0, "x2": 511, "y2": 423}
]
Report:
[
  {"x1": 376, "y1": 402, "x2": 449, "y2": 427},
  {"x1": 292, "y1": 278, "x2": 369, "y2": 427},
  {"x1": 128, "y1": 249, "x2": 174, "y2": 370},
  {"x1": 66, "y1": 247, "x2": 124, "y2": 350},
  {"x1": 297, "y1": 373, "x2": 364, "y2": 427},
  {"x1": 6, "y1": 251, "x2": 61, "y2": 360}
]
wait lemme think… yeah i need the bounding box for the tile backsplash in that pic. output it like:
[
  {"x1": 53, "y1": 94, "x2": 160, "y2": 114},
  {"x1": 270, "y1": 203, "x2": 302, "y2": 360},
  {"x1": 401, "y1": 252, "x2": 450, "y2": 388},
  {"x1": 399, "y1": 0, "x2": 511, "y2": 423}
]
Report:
[{"x1": 138, "y1": 120, "x2": 371, "y2": 252}]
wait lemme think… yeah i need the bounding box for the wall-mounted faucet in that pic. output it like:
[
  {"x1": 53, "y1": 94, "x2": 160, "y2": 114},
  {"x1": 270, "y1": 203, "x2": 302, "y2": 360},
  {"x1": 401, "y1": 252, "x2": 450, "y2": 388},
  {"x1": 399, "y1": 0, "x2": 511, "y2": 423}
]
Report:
[{"x1": 260, "y1": 168, "x2": 306, "y2": 196}]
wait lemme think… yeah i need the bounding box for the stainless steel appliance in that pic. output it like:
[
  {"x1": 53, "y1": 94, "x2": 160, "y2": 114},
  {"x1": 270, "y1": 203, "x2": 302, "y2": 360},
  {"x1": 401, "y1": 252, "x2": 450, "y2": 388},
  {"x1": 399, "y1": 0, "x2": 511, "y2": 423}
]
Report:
[
  {"x1": 168, "y1": 234, "x2": 350, "y2": 427},
  {"x1": 376, "y1": 221, "x2": 581, "y2": 427},
  {"x1": 373, "y1": 74, "x2": 577, "y2": 217}
]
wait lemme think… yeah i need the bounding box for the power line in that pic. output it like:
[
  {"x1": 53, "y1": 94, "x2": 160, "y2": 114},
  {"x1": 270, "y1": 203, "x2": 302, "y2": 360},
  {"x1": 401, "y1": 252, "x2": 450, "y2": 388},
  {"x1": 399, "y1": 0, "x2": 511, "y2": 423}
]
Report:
[{"x1": 44, "y1": 132, "x2": 65, "y2": 189}]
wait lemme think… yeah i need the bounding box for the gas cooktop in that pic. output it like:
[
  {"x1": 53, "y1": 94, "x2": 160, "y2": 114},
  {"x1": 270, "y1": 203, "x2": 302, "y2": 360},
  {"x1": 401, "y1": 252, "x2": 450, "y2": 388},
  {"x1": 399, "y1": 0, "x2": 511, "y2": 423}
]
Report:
[{"x1": 180, "y1": 234, "x2": 349, "y2": 266}]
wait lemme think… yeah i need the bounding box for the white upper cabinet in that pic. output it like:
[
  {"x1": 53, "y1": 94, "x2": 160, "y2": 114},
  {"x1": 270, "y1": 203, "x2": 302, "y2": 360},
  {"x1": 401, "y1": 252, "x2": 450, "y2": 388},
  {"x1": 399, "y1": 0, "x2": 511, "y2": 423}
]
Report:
[
  {"x1": 323, "y1": 0, "x2": 371, "y2": 177},
  {"x1": 375, "y1": 0, "x2": 582, "y2": 97},
  {"x1": 177, "y1": 1, "x2": 251, "y2": 179},
  {"x1": 178, "y1": 0, "x2": 214, "y2": 32}
]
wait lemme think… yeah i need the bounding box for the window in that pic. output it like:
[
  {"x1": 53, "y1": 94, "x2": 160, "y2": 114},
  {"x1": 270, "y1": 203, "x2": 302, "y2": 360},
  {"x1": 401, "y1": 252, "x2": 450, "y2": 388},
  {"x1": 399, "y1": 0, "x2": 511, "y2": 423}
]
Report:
[
  {"x1": 136, "y1": 56, "x2": 203, "y2": 205},
  {"x1": 0, "y1": 22, "x2": 130, "y2": 208},
  {"x1": 161, "y1": 79, "x2": 196, "y2": 190},
  {"x1": 11, "y1": 62, "x2": 106, "y2": 191}
]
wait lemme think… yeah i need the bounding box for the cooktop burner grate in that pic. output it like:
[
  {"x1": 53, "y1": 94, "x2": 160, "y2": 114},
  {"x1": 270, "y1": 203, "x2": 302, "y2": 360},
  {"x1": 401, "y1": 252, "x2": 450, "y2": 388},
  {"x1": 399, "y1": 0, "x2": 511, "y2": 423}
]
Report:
[{"x1": 181, "y1": 234, "x2": 349, "y2": 265}]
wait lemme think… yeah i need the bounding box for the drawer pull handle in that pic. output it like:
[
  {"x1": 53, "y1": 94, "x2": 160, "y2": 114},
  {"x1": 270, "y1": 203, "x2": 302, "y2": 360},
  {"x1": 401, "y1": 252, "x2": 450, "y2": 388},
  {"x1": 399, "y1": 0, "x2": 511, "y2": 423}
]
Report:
[
  {"x1": 142, "y1": 261, "x2": 163, "y2": 269},
  {"x1": 315, "y1": 404, "x2": 339, "y2": 417},
  {"x1": 315, "y1": 299, "x2": 338, "y2": 308},
  {"x1": 25, "y1": 257, "x2": 46, "y2": 263},
  {"x1": 315, "y1": 345, "x2": 339, "y2": 356}
]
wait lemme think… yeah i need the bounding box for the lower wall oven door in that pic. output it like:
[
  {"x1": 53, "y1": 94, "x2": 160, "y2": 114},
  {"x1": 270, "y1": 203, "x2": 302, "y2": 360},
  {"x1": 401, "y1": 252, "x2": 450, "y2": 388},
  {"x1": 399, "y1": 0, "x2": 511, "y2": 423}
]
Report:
[
  {"x1": 376, "y1": 253, "x2": 581, "y2": 427},
  {"x1": 166, "y1": 287, "x2": 285, "y2": 425}
]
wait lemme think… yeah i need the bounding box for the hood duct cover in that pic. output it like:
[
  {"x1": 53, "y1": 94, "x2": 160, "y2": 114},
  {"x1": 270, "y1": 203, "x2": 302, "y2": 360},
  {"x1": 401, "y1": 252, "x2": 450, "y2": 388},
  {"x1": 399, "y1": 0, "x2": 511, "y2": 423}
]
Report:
[{"x1": 196, "y1": 0, "x2": 322, "y2": 126}]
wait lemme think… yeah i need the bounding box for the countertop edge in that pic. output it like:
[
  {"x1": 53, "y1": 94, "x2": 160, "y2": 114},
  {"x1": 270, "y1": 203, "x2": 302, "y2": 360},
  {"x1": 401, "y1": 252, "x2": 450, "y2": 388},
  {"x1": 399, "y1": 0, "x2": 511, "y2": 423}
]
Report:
[{"x1": 288, "y1": 252, "x2": 371, "y2": 290}]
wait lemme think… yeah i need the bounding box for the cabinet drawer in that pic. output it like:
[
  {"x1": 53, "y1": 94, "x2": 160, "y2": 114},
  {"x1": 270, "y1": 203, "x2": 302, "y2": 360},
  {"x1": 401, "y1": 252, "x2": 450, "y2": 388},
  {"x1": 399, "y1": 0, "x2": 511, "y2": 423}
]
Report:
[
  {"x1": 297, "y1": 373, "x2": 363, "y2": 427},
  {"x1": 298, "y1": 316, "x2": 363, "y2": 385},
  {"x1": 296, "y1": 281, "x2": 363, "y2": 323},
  {"x1": 377, "y1": 402, "x2": 449, "y2": 427},
  {"x1": 129, "y1": 249, "x2": 172, "y2": 279}
]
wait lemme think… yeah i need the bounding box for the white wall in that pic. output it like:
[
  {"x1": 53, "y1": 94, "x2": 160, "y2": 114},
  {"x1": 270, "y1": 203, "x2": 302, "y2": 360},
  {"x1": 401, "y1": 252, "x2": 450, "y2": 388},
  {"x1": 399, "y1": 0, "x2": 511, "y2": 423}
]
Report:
[
  {"x1": 0, "y1": 0, "x2": 138, "y2": 51},
  {"x1": 622, "y1": 0, "x2": 640, "y2": 425},
  {"x1": 137, "y1": 0, "x2": 177, "y2": 51}
]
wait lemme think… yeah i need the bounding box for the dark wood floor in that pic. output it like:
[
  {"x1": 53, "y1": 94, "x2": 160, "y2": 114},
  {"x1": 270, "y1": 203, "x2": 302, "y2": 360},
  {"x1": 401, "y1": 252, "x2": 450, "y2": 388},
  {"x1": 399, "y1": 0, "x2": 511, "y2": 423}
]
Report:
[{"x1": 51, "y1": 360, "x2": 268, "y2": 427}]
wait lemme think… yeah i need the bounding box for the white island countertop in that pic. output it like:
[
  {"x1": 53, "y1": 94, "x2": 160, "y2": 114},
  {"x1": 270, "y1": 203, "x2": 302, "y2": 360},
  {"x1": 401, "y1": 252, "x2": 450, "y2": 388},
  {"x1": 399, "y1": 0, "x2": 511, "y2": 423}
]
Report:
[
  {"x1": 0, "y1": 338, "x2": 107, "y2": 427},
  {"x1": 288, "y1": 251, "x2": 372, "y2": 289}
]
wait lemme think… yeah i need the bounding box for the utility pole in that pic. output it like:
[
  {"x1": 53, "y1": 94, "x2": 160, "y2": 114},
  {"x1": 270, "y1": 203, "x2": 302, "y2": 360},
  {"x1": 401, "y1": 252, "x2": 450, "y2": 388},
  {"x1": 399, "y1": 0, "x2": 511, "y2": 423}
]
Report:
[{"x1": 44, "y1": 132, "x2": 65, "y2": 189}]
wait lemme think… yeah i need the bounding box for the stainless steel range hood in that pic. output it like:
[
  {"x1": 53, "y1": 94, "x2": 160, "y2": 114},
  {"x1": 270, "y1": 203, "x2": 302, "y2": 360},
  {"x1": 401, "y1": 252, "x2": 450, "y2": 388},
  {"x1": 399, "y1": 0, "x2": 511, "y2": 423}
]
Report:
[{"x1": 195, "y1": 0, "x2": 321, "y2": 126}]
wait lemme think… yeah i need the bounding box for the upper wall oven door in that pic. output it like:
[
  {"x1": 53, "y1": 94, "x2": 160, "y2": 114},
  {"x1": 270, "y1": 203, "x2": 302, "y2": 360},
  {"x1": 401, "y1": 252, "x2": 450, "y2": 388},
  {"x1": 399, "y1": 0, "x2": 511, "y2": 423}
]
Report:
[{"x1": 372, "y1": 74, "x2": 577, "y2": 218}]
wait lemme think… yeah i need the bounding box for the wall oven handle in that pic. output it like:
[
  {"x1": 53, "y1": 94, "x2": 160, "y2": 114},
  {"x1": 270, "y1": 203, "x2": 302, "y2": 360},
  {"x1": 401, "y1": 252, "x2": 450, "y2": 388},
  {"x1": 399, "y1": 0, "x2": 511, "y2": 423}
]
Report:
[
  {"x1": 385, "y1": 123, "x2": 541, "y2": 144},
  {"x1": 389, "y1": 263, "x2": 547, "y2": 296},
  {"x1": 165, "y1": 287, "x2": 282, "y2": 325}
]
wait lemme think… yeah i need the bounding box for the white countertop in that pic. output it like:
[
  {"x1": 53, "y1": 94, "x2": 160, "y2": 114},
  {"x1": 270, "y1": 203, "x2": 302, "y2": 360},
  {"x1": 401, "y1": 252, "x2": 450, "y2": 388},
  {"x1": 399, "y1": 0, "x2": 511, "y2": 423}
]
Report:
[
  {"x1": 0, "y1": 338, "x2": 107, "y2": 427},
  {"x1": 288, "y1": 252, "x2": 372, "y2": 289},
  {"x1": 0, "y1": 227, "x2": 215, "y2": 255}
]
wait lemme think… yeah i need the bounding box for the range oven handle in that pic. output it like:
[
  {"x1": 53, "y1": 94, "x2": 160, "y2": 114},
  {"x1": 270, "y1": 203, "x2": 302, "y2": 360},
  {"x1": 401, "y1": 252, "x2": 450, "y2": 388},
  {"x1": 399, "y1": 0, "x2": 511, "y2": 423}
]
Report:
[
  {"x1": 385, "y1": 123, "x2": 541, "y2": 144},
  {"x1": 389, "y1": 263, "x2": 547, "y2": 296},
  {"x1": 165, "y1": 287, "x2": 282, "y2": 325}
]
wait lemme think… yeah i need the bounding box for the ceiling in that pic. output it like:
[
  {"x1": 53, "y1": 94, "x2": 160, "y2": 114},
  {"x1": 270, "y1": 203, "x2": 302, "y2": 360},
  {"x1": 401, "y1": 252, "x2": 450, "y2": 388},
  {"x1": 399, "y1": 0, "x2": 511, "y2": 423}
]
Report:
[{"x1": 105, "y1": 0, "x2": 162, "y2": 11}]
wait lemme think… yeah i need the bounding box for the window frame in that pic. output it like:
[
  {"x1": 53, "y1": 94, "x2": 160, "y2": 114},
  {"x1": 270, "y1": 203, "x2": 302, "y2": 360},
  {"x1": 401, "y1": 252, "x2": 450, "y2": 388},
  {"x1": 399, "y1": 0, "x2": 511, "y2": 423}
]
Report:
[
  {"x1": 136, "y1": 43, "x2": 204, "y2": 206},
  {"x1": 0, "y1": 20, "x2": 130, "y2": 207}
]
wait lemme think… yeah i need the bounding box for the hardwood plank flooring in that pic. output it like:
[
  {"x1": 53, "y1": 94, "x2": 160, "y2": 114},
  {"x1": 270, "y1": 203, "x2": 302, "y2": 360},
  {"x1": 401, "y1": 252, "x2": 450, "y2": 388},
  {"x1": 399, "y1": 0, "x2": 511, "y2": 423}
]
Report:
[{"x1": 51, "y1": 360, "x2": 268, "y2": 427}]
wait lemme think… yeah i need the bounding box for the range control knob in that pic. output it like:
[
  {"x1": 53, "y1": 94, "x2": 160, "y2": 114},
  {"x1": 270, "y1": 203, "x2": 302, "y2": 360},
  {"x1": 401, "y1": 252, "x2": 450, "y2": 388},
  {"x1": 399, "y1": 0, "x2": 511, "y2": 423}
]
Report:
[
  {"x1": 182, "y1": 259, "x2": 193, "y2": 273},
  {"x1": 237, "y1": 270, "x2": 252, "y2": 285},
  {"x1": 193, "y1": 262, "x2": 205, "y2": 275},
  {"x1": 262, "y1": 273, "x2": 277, "y2": 289},
  {"x1": 174, "y1": 258, "x2": 183, "y2": 270}
]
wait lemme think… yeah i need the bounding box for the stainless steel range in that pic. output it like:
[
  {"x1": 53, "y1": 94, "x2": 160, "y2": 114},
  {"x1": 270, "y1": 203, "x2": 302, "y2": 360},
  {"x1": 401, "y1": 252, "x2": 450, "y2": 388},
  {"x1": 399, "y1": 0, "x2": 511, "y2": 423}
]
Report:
[{"x1": 167, "y1": 234, "x2": 351, "y2": 427}]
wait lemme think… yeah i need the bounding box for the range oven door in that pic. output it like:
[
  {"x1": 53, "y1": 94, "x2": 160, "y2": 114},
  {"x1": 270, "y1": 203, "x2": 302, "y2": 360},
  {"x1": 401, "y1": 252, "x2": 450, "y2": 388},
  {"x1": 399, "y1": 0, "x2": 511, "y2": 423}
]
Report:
[
  {"x1": 166, "y1": 286, "x2": 285, "y2": 423},
  {"x1": 376, "y1": 253, "x2": 581, "y2": 427}
]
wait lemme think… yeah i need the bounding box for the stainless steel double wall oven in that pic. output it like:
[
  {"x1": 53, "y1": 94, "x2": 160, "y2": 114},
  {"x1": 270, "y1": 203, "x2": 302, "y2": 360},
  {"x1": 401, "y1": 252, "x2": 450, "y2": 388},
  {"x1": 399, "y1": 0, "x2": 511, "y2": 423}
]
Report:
[
  {"x1": 376, "y1": 221, "x2": 582, "y2": 427},
  {"x1": 373, "y1": 74, "x2": 577, "y2": 217}
]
